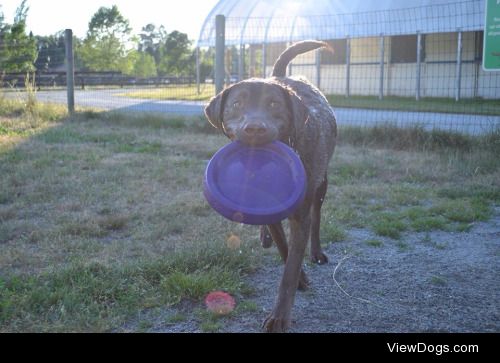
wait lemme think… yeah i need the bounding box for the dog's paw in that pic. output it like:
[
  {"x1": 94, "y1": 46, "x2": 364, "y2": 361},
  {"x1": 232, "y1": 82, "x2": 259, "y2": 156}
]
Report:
[
  {"x1": 260, "y1": 227, "x2": 273, "y2": 248},
  {"x1": 310, "y1": 251, "x2": 329, "y2": 265},
  {"x1": 297, "y1": 269, "x2": 309, "y2": 291},
  {"x1": 262, "y1": 315, "x2": 290, "y2": 333}
]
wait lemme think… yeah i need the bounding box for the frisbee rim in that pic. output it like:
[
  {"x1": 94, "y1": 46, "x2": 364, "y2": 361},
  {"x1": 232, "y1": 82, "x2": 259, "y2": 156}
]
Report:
[{"x1": 203, "y1": 141, "x2": 306, "y2": 225}]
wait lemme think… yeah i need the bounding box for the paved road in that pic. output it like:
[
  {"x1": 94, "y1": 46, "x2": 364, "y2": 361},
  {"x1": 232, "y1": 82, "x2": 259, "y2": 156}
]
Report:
[{"x1": 6, "y1": 89, "x2": 499, "y2": 135}]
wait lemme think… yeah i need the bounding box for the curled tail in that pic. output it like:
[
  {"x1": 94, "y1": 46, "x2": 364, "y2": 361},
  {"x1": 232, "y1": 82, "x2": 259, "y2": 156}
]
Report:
[{"x1": 272, "y1": 40, "x2": 331, "y2": 78}]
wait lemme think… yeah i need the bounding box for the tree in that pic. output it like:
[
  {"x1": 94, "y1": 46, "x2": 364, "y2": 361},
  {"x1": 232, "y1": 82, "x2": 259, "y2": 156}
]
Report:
[
  {"x1": 198, "y1": 48, "x2": 214, "y2": 81},
  {"x1": 0, "y1": 5, "x2": 4, "y2": 29},
  {"x1": 35, "y1": 32, "x2": 66, "y2": 72},
  {"x1": 157, "y1": 30, "x2": 194, "y2": 76},
  {"x1": 131, "y1": 51, "x2": 157, "y2": 77},
  {"x1": 13, "y1": 0, "x2": 28, "y2": 23},
  {"x1": 0, "y1": 0, "x2": 37, "y2": 73},
  {"x1": 77, "y1": 5, "x2": 134, "y2": 73},
  {"x1": 138, "y1": 23, "x2": 167, "y2": 61},
  {"x1": 87, "y1": 5, "x2": 131, "y2": 42}
]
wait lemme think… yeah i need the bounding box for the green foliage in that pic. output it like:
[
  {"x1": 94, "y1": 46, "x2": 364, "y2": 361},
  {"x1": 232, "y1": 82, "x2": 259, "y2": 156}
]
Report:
[
  {"x1": 14, "y1": 0, "x2": 29, "y2": 24},
  {"x1": 78, "y1": 35, "x2": 124, "y2": 73},
  {"x1": 34, "y1": 32, "x2": 66, "y2": 72},
  {"x1": 136, "y1": 24, "x2": 196, "y2": 77},
  {"x1": 0, "y1": 3, "x2": 200, "y2": 78},
  {"x1": 138, "y1": 23, "x2": 167, "y2": 64},
  {"x1": 76, "y1": 5, "x2": 134, "y2": 74},
  {"x1": 0, "y1": 1, "x2": 37, "y2": 73},
  {"x1": 87, "y1": 5, "x2": 131, "y2": 42},
  {"x1": 0, "y1": 6, "x2": 4, "y2": 27},
  {"x1": 156, "y1": 31, "x2": 194, "y2": 76},
  {"x1": 132, "y1": 51, "x2": 157, "y2": 77}
]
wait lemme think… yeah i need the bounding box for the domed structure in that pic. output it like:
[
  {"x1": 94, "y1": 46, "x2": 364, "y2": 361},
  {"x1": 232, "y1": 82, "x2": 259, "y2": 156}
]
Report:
[
  {"x1": 197, "y1": 0, "x2": 484, "y2": 46},
  {"x1": 195, "y1": 0, "x2": 499, "y2": 133}
]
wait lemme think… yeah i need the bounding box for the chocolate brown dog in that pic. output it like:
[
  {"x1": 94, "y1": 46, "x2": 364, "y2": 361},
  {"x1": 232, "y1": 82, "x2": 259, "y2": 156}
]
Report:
[{"x1": 205, "y1": 40, "x2": 337, "y2": 332}]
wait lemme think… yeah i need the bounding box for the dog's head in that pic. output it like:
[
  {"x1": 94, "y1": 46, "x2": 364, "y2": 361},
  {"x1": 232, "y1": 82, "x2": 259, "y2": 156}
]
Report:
[{"x1": 205, "y1": 79, "x2": 308, "y2": 147}]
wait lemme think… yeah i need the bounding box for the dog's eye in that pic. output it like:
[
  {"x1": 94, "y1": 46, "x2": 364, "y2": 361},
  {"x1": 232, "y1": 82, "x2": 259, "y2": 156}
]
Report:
[{"x1": 232, "y1": 101, "x2": 242, "y2": 109}]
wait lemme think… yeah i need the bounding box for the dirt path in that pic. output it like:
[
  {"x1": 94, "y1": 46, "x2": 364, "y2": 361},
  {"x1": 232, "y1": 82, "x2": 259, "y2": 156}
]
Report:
[{"x1": 136, "y1": 208, "x2": 499, "y2": 333}]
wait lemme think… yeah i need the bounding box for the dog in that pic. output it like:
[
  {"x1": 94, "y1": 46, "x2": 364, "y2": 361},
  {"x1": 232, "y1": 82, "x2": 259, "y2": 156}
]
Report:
[{"x1": 204, "y1": 40, "x2": 337, "y2": 332}]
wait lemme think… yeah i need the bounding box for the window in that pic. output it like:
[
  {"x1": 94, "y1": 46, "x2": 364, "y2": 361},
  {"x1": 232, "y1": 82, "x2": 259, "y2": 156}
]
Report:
[
  {"x1": 321, "y1": 39, "x2": 347, "y2": 65},
  {"x1": 390, "y1": 35, "x2": 424, "y2": 63},
  {"x1": 475, "y1": 31, "x2": 483, "y2": 62}
]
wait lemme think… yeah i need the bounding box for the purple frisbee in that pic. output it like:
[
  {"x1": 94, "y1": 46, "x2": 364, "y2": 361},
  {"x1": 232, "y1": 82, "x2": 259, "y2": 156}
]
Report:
[{"x1": 203, "y1": 141, "x2": 306, "y2": 225}]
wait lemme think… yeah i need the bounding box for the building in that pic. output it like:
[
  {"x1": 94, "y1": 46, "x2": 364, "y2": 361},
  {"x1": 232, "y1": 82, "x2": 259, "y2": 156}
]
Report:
[{"x1": 197, "y1": 0, "x2": 500, "y2": 101}]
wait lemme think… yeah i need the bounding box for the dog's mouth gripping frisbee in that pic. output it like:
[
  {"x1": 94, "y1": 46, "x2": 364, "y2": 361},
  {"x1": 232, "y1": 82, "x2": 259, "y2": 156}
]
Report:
[{"x1": 203, "y1": 141, "x2": 307, "y2": 225}]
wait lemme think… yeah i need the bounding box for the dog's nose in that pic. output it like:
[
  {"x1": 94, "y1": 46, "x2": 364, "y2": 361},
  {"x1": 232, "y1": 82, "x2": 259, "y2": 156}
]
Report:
[{"x1": 243, "y1": 122, "x2": 267, "y2": 136}]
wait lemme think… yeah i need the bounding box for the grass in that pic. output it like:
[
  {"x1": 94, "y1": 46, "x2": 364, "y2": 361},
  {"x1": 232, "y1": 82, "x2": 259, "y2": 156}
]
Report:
[
  {"x1": 0, "y1": 96, "x2": 499, "y2": 331},
  {"x1": 429, "y1": 275, "x2": 447, "y2": 286},
  {"x1": 117, "y1": 84, "x2": 215, "y2": 101},
  {"x1": 116, "y1": 85, "x2": 500, "y2": 116},
  {"x1": 320, "y1": 220, "x2": 347, "y2": 243},
  {"x1": 371, "y1": 212, "x2": 408, "y2": 239},
  {"x1": 327, "y1": 95, "x2": 500, "y2": 116},
  {"x1": 365, "y1": 239, "x2": 384, "y2": 248},
  {"x1": 338, "y1": 124, "x2": 494, "y2": 152},
  {"x1": 0, "y1": 245, "x2": 256, "y2": 332}
]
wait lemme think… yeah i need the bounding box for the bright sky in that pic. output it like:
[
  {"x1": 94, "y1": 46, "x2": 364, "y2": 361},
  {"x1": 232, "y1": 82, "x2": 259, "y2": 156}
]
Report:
[{"x1": 0, "y1": 0, "x2": 220, "y2": 41}]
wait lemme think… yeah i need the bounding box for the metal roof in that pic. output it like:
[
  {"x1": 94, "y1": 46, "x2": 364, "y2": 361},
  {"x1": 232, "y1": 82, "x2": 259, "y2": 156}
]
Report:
[{"x1": 197, "y1": 0, "x2": 485, "y2": 46}]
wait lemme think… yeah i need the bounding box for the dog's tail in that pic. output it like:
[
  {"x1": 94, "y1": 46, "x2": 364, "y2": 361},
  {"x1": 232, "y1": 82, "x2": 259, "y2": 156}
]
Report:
[{"x1": 272, "y1": 40, "x2": 331, "y2": 78}]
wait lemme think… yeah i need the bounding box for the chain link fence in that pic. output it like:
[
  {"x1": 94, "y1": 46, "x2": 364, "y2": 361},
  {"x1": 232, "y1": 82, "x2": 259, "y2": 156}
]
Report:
[{"x1": 1, "y1": 0, "x2": 499, "y2": 134}]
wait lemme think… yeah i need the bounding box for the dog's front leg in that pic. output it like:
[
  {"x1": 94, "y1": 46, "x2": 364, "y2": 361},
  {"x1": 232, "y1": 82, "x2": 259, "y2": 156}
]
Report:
[
  {"x1": 267, "y1": 222, "x2": 310, "y2": 291},
  {"x1": 263, "y1": 212, "x2": 311, "y2": 333}
]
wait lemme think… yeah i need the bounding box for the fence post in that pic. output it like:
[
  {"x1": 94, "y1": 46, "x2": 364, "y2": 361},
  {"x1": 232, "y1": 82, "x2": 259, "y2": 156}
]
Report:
[
  {"x1": 238, "y1": 43, "x2": 245, "y2": 82},
  {"x1": 315, "y1": 48, "x2": 321, "y2": 89},
  {"x1": 346, "y1": 36, "x2": 351, "y2": 98},
  {"x1": 215, "y1": 15, "x2": 225, "y2": 94},
  {"x1": 455, "y1": 30, "x2": 463, "y2": 102},
  {"x1": 379, "y1": 34, "x2": 385, "y2": 100},
  {"x1": 196, "y1": 47, "x2": 200, "y2": 95},
  {"x1": 262, "y1": 43, "x2": 267, "y2": 77},
  {"x1": 65, "y1": 29, "x2": 75, "y2": 115},
  {"x1": 416, "y1": 32, "x2": 422, "y2": 101}
]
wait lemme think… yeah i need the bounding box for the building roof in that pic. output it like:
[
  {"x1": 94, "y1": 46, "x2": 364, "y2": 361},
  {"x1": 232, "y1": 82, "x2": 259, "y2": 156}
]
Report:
[{"x1": 197, "y1": 0, "x2": 485, "y2": 46}]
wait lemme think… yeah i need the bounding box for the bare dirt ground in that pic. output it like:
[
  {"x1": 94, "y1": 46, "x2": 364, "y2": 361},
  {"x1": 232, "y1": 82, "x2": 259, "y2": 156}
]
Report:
[{"x1": 131, "y1": 207, "x2": 499, "y2": 333}]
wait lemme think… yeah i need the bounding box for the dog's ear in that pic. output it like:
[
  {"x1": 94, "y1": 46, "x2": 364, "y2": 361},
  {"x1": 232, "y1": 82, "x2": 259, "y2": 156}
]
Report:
[{"x1": 204, "y1": 86, "x2": 233, "y2": 130}]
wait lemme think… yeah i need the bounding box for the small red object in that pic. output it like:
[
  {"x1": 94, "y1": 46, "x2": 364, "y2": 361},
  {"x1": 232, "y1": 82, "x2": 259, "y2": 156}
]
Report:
[{"x1": 205, "y1": 291, "x2": 236, "y2": 315}]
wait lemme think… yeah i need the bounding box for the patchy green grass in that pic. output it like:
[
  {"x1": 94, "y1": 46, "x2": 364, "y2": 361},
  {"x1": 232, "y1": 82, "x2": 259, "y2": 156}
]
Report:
[
  {"x1": 0, "y1": 245, "x2": 257, "y2": 332},
  {"x1": 117, "y1": 85, "x2": 215, "y2": 101},
  {"x1": 165, "y1": 312, "x2": 187, "y2": 324},
  {"x1": 371, "y1": 212, "x2": 408, "y2": 239},
  {"x1": 159, "y1": 268, "x2": 242, "y2": 306},
  {"x1": 430, "y1": 198, "x2": 492, "y2": 224},
  {"x1": 338, "y1": 124, "x2": 500, "y2": 154},
  {"x1": 327, "y1": 95, "x2": 500, "y2": 116},
  {"x1": 320, "y1": 220, "x2": 347, "y2": 243},
  {"x1": 429, "y1": 275, "x2": 448, "y2": 286},
  {"x1": 365, "y1": 239, "x2": 384, "y2": 248},
  {"x1": 0, "y1": 97, "x2": 499, "y2": 331}
]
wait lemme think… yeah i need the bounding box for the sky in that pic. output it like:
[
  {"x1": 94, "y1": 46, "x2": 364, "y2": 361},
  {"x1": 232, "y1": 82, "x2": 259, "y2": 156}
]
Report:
[{"x1": 0, "y1": 0, "x2": 220, "y2": 41}]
